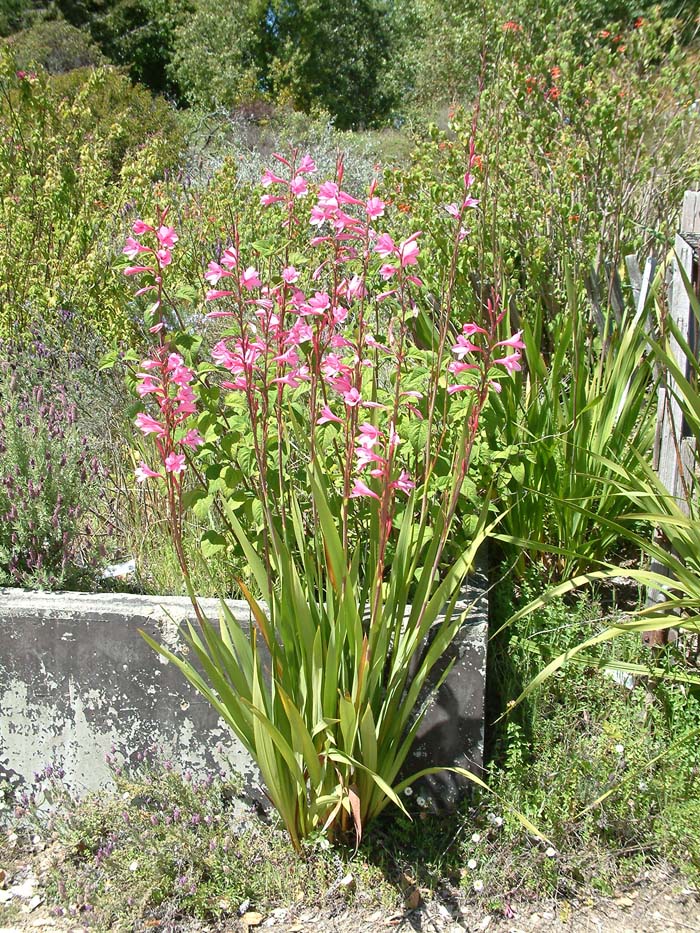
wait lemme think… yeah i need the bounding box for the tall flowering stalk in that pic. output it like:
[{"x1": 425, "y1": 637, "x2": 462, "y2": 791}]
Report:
[{"x1": 123, "y1": 152, "x2": 535, "y2": 850}]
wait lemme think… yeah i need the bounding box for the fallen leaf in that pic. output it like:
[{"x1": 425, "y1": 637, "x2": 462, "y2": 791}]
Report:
[{"x1": 241, "y1": 912, "x2": 264, "y2": 928}]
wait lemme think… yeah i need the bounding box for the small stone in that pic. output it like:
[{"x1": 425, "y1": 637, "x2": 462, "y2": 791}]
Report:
[
  {"x1": 241, "y1": 912, "x2": 264, "y2": 928},
  {"x1": 478, "y1": 915, "x2": 492, "y2": 930},
  {"x1": 22, "y1": 896, "x2": 44, "y2": 914},
  {"x1": 614, "y1": 896, "x2": 634, "y2": 908},
  {"x1": 367, "y1": 911, "x2": 383, "y2": 923}
]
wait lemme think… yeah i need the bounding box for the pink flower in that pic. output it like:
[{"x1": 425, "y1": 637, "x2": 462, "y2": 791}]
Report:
[
  {"x1": 452, "y1": 336, "x2": 481, "y2": 359},
  {"x1": 374, "y1": 233, "x2": 396, "y2": 259},
  {"x1": 462, "y1": 197, "x2": 479, "y2": 209},
  {"x1": 380, "y1": 264, "x2": 399, "y2": 280},
  {"x1": 462, "y1": 322, "x2": 488, "y2": 336},
  {"x1": 346, "y1": 274, "x2": 366, "y2": 301},
  {"x1": 221, "y1": 248, "x2": 238, "y2": 269},
  {"x1": 240, "y1": 267, "x2": 261, "y2": 291},
  {"x1": 357, "y1": 423, "x2": 381, "y2": 446},
  {"x1": 366, "y1": 196, "x2": 385, "y2": 219},
  {"x1": 350, "y1": 480, "x2": 380, "y2": 501},
  {"x1": 398, "y1": 233, "x2": 421, "y2": 267},
  {"x1": 261, "y1": 168, "x2": 286, "y2": 187},
  {"x1": 123, "y1": 236, "x2": 149, "y2": 260},
  {"x1": 290, "y1": 175, "x2": 308, "y2": 197},
  {"x1": 282, "y1": 266, "x2": 300, "y2": 284},
  {"x1": 136, "y1": 378, "x2": 159, "y2": 398},
  {"x1": 132, "y1": 219, "x2": 153, "y2": 235},
  {"x1": 165, "y1": 452, "x2": 186, "y2": 474},
  {"x1": 493, "y1": 353, "x2": 522, "y2": 372},
  {"x1": 392, "y1": 470, "x2": 415, "y2": 494},
  {"x1": 444, "y1": 203, "x2": 460, "y2": 218},
  {"x1": 495, "y1": 330, "x2": 525, "y2": 350},
  {"x1": 298, "y1": 153, "x2": 317, "y2": 174},
  {"x1": 135, "y1": 462, "x2": 161, "y2": 483},
  {"x1": 317, "y1": 406, "x2": 343, "y2": 425},
  {"x1": 135, "y1": 412, "x2": 165, "y2": 436},
  {"x1": 156, "y1": 226, "x2": 179, "y2": 248},
  {"x1": 343, "y1": 387, "x2": 362, "y2": 407},
  {"x1": 206, "y1": 289, "x2": 235, "y2": 301},
  {"x1": 124, "y1": 265, "x2": 154, "y2": 276},
  {"x1": 205, "y1": 262, "x2": 231, "y2": 286},
  {"x1": 261, "y1": 194, "x2": 285, "y2": 207},
  {"x1": 447, "y1": 384, "x2": 475, "y2": 395},
  {"x1": 181, "y1": 429, "x2": 204, "y2": 448},
  {"x1": 156, "y1": 248, "x2": 172, "y2": 267}
]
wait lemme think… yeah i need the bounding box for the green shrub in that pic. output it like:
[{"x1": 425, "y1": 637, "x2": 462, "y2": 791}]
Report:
[
  {"x1": 0, "y1": 52, "x2": 184, "y2": 342},
  {"x1": 4, "y1": 17, "x2": 105, "y2": 73}
]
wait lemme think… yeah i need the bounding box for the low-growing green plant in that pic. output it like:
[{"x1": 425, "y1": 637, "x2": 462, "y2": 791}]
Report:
[{"x1": 9, "y1": 757, "x2": 394, "y2": 925}]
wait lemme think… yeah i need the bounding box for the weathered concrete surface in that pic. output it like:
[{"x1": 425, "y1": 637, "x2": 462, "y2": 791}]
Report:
[
  {"x1": 1, "y1": 578, "x2": 487, "y2": 806},
  {"x1": 0, "y1": 590, "x2": 257, "y2": 794}
]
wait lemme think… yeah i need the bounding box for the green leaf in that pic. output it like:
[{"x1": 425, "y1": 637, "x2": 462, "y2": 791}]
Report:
[{"x1": 201, "y1": 529, "x2": 227, "y2": 557}]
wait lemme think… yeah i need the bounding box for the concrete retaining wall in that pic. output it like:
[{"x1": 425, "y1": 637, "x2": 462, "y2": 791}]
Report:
[{"x1": 0, "y1": 575, "x2": 487, "y2": 809}]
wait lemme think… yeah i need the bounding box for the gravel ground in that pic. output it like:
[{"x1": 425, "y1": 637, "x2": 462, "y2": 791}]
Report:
[{"x1": 1, "y1": 850, "x2": 698, "y2": 933}]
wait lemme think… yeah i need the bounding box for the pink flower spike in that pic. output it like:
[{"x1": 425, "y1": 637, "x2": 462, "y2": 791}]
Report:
[
  {"x1": 181, "y1": 429, "x2": 204, "y2": 449},
  {"x1": 349, "y1": 480, "x2": 380, "y2": 501},
  {"x1": 132, "y1": 219, "x2": 153, "y2": 235},
  {"x1": 156, "y1": 225, "x2": 179, "y2": 248},
  {"x1": 135, "y1": 412, "x2": 166, "y2": 436},
  {"x1": 240, "y1": 267, "x2": 261, "y2": 291},
  {"x1": 135, "y1": 462, "x2": 161, "y2": 483},
  {"x1": 165, "y1": 452, "x2": 186, "y2": 474},
  {"x1": 298, "y1": 153, "x2": 316, "y2": 174},
  {"x1": 317, "y1": 406, "x2": 343, "y2": 425}
]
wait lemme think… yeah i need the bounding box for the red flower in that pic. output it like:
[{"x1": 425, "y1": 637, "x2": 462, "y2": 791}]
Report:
[{"x1": 502, "y1": 20, "x2": 522, "y2": 32}]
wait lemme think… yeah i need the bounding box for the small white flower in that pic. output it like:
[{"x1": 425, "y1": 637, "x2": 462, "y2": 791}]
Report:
[
  {"x1": 638, "y1": 780, "x2": 648, "y2": 791},
  {"x1": 471, "y1": 832, "x2": 481, "y2": 844},
  {"x1": 404, "y1": 786, "x2": 414, "y2": 797},
  {"x1": 128, "y1": 860, "x2": 139, "y2": 872},
  {"x1": 416, "y1": 796, "x2": 428, "y2": 808},
  {"x1": 545, "y1": 847, "x2": 557, "y2": 858},
  {"x1": 473, "y1": 879, "x2": 484, "y2": 893},
  {"x1": 467, "y1": 859, "x2": 478, "y2": 870},
  {"x1": 615, "y1": 743, "x2": 624, "y2": 755}
]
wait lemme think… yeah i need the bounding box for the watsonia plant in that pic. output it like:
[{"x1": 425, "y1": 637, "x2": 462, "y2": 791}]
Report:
[{"x1": 121, "y1": 149, "x2": 542, "y2": 848}]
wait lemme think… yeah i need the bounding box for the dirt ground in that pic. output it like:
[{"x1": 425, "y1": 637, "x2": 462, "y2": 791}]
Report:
[{"x1": 1, "y1": 855, "x2": 698, "y2": 933}]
